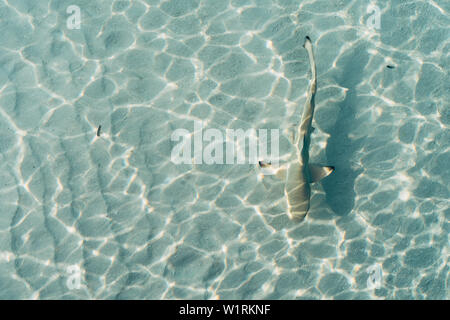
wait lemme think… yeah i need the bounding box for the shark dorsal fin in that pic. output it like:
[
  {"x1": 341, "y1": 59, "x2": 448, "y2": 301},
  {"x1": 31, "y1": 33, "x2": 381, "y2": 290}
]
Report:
[{"x1": 308, "y1": 164, "x2": 334, "y2": 183}]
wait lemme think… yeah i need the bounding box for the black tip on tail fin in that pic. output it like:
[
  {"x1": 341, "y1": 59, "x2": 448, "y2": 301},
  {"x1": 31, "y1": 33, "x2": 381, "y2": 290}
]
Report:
[{"x1": 309, "y1": 164, "x2": 335, "y2": 183}]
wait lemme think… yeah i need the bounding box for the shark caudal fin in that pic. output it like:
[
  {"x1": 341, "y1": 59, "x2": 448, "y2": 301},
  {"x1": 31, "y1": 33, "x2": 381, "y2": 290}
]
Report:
[{"x1": 308, "y1": 164, "x2": 334, "y2": 183}]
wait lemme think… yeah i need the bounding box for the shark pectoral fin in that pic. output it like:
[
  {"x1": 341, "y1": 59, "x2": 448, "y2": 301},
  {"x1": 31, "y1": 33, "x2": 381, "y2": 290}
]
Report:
[{"x1": 309, "y1": 164, "x2": 334, "y2": 183}]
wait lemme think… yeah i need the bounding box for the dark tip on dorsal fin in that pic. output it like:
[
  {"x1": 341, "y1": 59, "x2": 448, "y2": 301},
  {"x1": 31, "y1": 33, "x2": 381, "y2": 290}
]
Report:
[{"x1": 303, "y1": 36, "x2": 311, "y2": 48}]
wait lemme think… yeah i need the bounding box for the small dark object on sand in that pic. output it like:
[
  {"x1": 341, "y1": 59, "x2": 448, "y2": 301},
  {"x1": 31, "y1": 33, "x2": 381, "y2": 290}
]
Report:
[
  {"x1": 97, "y1": 125, "x2": 102, "y2": 137},
  {"x1": 259, "y1": 160, "x2": 271, "y2": 168}
]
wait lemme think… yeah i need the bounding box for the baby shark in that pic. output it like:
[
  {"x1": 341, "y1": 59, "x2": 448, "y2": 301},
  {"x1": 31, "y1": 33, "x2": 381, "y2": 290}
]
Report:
[{"x1": 260, "y1": 36, "x2": 334, "y2": 220}]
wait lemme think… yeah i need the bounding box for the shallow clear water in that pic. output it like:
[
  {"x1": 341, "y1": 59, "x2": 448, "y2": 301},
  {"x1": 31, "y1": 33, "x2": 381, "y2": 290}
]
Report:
[{"x1": 0, "y1": 0, "x2": 448, "y2": 299}]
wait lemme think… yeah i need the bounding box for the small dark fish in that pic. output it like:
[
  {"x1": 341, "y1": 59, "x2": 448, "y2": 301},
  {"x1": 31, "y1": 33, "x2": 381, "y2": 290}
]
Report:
[
  {"x1": 97, "y1": 125, "x2": 102, "y2": 137},
  {"x1": 386, "y1": 65, "x2": 395, "y2": 69},
  {"x1": 259, "y1": 160, "x2": 271, "y2": 168}
]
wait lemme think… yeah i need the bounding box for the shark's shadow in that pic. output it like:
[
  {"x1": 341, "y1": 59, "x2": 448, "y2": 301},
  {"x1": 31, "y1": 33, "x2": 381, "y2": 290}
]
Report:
[{"x1": 321, "y1": 43, "x2": 369, "y2": 216}]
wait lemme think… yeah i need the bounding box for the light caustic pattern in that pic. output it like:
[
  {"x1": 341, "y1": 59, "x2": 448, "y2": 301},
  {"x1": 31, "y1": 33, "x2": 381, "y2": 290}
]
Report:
[{"x1": 0, "y1": 0, "x2": 448, "y2": 299}]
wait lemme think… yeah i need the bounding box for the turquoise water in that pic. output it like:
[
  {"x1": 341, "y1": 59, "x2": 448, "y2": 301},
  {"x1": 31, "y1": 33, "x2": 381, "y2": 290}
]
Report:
[{"x1": 0, "y1": 0, "x2": 448, "y2": 299}]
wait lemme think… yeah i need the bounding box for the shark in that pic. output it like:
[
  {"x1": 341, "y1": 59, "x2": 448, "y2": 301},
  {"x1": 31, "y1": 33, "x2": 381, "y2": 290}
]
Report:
[{"x1": 260, "y1": 36, "x2": 334, "y2": 220}]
